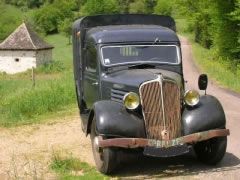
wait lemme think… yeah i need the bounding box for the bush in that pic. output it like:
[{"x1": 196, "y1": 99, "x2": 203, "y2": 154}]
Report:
[
  {"x1": 33, "y1": 0, "x2": 74, "y2": 34},
  {"x1": 129, "y1": 0, "x2": 148, "y2": 14},
  {"x1": 154, "y1": 0, "x2": 172, "y2": 16},
  {"x1": 81, "y1": 0, "x2": 119, "y2": 15},
  {"x1": 36, "y1": 60, "x2": 65, "y2": 73}
]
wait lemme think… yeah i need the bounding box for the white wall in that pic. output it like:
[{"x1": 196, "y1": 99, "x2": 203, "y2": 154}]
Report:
[{"x1": 0, "y1": 50, "x2": 36, "y2": 74}]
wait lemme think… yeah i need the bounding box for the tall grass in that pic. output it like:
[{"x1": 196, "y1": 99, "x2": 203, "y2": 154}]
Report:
[{"x1": 0, "y1": 73, "x2": 76, "y2": 126}]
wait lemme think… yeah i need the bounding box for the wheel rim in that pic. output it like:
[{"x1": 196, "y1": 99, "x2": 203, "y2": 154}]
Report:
[{"x1": 91, "y1": 128, "x2": 104, "y2": 169}]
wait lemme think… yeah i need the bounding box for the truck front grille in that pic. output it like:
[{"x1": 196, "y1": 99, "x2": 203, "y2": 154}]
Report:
[{"x1": 139, "y1": 76, "x2": 181, "y2": 140}]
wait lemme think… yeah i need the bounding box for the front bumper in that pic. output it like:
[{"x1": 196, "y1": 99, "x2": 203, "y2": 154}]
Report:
[{"x1": 97, "y1": 129, "x2": 230, "y2": 149}]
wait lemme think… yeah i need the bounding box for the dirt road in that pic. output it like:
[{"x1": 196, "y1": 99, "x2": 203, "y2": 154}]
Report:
[{"x1": 0, "y1": 37, "x2": 239, "y2": 179}]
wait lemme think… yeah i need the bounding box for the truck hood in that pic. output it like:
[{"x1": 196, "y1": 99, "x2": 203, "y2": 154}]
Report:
[{"x1": 101, "y1": 68, "x2": 183, "y2": 89}]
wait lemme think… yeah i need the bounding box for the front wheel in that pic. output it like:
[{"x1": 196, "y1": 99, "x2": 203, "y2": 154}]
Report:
[
  {"x1": 90, "y1": 118, "x2": 118, "y2": 174},
  {"x1": 194, "y1": 136, "x2": 227, "y2": 165}
]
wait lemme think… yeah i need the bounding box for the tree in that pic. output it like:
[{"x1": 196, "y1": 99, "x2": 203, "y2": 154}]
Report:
[
  {"x1": 34, "y1": 5, "x2": 61, "y2": 34},
  {"x1": 230, "y1": 0, "x2": 240, "y2": 59},
  {"x1": 33, "y1": 0, "x2": 74, "y2": 34},
  {"x1": 145, "y1": 0, "x2": 157, "y2": 13},
  {"x1": 27, "y1": 0, "x2": 44, "y2": 8},
  {"x1": 210, "y1": 0, "x2": 238, "y2": 58},
  {"x1": 174, "y1": 0, "x2": 239, "y2": 59},
  {"x1": 81, "y1": 0, "x2": 119, "y2": 15},
  {"x1": 154, "y1": 0, "x2": 172, "y2": 16},
  {"x1": 58, "y1": 18, "x2": 72, "y2": 44},
  {"x1": 117, "y1": 0, "x2": 133, "y2": 13},
  {"x1": 129, "y1": 0, "x2": 148, "y2": 14}
]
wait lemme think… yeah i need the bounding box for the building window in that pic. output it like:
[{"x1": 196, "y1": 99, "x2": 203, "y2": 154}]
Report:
[{"x1": 15, "y1": 58, "x2": 20, "y2": 62}]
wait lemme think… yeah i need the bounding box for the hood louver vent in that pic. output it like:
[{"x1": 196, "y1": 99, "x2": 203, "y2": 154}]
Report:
[{"x1": 111, "y1": 88, "x2": 128, "y2": 103}]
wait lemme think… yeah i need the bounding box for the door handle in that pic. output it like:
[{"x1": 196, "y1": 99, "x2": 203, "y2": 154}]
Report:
[{"x1": 92, "y1": 82, "x2": 99, "y2": 86}]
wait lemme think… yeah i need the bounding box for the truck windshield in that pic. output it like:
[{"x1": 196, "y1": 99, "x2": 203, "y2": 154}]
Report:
[{"x1": 101, "y1": 45, "x2": 180, "y2": 66}]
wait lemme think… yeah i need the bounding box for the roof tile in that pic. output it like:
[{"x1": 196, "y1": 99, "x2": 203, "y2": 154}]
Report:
[{"x1": 0, "y1": 23, "x2": 54, "y2": 50}]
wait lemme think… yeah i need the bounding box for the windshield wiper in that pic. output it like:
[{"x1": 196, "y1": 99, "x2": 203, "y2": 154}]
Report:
[
  {"x1": 106, "y1": 66, "x2": 128, "y2": 74},
  {"x1": 127, "y1": 63, "x2": 156, "y2": 69}
]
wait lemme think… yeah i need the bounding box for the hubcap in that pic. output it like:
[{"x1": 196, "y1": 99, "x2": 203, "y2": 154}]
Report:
[{"x1": 94, "y1": 136, "x2": 101, "y2": 152}]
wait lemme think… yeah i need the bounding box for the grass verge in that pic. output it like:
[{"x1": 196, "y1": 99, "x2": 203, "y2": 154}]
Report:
[
  {"x1": 51, "y1": 153, "x2": 109, "y2": 180},
  {"x1": 0, "y1": 73, "x2": 76, "y2": 127},
  {"x1": 176, "y1": 18, "x2": 240, "y2": 93}
]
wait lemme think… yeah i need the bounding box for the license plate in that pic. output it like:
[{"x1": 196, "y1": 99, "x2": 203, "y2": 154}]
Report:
[{"x1": 143, "y1": 144, "x2": 189, "y2": 157}]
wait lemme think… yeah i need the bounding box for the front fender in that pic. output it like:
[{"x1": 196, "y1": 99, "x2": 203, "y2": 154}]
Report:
[
  {"x1": 182, "y1": 95, "x2": 226, "y2": 135},
  {"x1": 88, "y1": 100, "x2": 146, "y2": 138}
]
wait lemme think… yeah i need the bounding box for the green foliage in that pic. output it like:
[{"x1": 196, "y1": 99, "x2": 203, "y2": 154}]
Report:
[
  {"x1": 36, "y1": 60, "x2": 65, "y2": 73},
  {"x1": 58, "y1": 18, "x2": 72, "y2": 44},
  {"x1": 33, "y1": 0, "x2": 74, "y2": 34},
  {"x1": 174, "y1": 0, "x2": 239, "y2": 59},
  {"x1": 128, "y1": 0, "x2": 157, "y2": 14},
  {"x1": 210, "y1": 1, "x2": 239, "y2": 59},
  {"x1": 129, "y1": 0, "x2": 148, "y2": 13},
  {"x1": 117, "y1": 0, "x2": 133, "y2": 13},
  {"x1": 176, "y1": 20, "x2": 240, "y2": 93},
  {"x1": 145, "y1": 0, "x2": 157, "y2": 13},
  {"x1": 81, "y1": 0, "x2": 119, "y2": 15},
  {"x1": 4, "y1": 0, "x2": 44, "y2": 8},
  {"x1": 51, "y1": 154, "x2": 109, "y2": 179},
  {"x1": 0, "y1": 3, "x2": 23, "y2": 40},
  {"x1": 154, "y1": 0, "x2": 172, "y2": 16},
  {"x1": 230, "y1": 0, "x2": 240, "y2": 58},
  {"x1": 192, "y1": 38, "x2": 240, "y2": 93}
]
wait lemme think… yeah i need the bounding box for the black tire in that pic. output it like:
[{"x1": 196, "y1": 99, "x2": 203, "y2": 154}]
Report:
[
  {"x1": 90, "y1": 118, "x2": 118, "y2": 174},
  {"x1": 194, "y1": 136, "x2": 227, "y2": 165}
]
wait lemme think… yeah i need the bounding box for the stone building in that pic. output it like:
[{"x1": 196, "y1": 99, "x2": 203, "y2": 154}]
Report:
[{"x1": 0, "y1": 23, "x2": 54, "y2": 74}]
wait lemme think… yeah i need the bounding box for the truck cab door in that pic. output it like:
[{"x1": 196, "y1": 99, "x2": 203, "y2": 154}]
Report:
[{"x1": 83, "y1": 44, "x2": 100, "y2": 112}]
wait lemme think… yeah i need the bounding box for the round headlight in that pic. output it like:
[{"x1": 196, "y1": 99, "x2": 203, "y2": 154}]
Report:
[
  {"x1": 184, "y1": 90, "x2": 200, "y2": 106},
  {"x1": 123, "y1": 92, "x2": 140, "y2": 110}
]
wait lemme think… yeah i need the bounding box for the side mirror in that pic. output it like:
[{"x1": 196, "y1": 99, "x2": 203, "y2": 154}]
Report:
[{"x1": 198, "y1": 74, "x2": 208, "y2": 90}]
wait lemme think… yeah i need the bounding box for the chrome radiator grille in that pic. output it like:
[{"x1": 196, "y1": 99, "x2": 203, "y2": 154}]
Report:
[{"x1": 139, "y1": 76, "x2": 181, "y2": 140}]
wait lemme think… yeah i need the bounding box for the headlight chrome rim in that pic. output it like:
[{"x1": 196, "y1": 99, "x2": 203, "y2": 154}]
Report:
[
  {"x1": 123, "y1": 92, "x2": 140, "y2": 110},
  {"x1": 184, "y1": 90, "x2": 200, "y2": 107}
]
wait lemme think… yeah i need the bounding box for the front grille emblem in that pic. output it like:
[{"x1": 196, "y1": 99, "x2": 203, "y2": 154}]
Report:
[{"x1": 161, "y1": 129, "x2": 169, "y2": 140}]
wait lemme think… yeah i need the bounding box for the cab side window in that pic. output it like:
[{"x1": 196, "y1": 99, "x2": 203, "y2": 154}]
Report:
[{"x1": 86, "y1": 44, "x2": 97, "y2": 73}]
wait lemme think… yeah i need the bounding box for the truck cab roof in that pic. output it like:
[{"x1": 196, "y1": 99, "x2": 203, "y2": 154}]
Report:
[{"x1": 86, "y1": 25, "x2": 180, "y2": 44}]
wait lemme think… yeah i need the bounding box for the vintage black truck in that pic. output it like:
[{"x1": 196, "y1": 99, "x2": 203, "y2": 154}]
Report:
[{"x1": 72, "y1": 14, "x2": 230, "y2": 174}]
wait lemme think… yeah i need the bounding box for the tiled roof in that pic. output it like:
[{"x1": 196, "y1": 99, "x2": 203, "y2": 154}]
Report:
[{"x1": 0, "y1": 23, "x2": 54, "y2": 50}]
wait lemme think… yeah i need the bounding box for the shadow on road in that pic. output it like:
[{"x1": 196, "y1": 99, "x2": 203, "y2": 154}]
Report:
[{"x1": 114, "y1": 150, "x2": 240, "y2": 178}]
